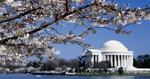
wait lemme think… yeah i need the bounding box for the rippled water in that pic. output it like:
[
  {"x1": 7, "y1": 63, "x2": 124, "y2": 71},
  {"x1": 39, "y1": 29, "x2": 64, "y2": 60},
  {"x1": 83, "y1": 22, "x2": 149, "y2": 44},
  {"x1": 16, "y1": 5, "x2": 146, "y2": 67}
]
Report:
[{"x1": 0, "y1": 74, "x2": 149, "y2": 79}]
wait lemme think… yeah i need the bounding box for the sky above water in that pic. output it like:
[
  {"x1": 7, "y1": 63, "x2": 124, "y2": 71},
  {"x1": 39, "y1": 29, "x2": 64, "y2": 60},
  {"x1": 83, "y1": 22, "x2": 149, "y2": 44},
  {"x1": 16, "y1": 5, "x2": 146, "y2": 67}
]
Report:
[{"x1": 53, "y1": 0, "x2": 150, "y2": 59}]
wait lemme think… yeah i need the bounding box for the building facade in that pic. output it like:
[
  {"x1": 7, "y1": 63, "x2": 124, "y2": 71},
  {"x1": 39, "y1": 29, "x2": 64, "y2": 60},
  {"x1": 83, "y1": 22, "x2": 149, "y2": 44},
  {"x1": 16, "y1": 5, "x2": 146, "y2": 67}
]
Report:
[
  {"x1": 84, "y1": 40, "x2": 134, "y2": 69},
  {"x1": 83, "y1": 40, "x2": 150, "y2": 72}
]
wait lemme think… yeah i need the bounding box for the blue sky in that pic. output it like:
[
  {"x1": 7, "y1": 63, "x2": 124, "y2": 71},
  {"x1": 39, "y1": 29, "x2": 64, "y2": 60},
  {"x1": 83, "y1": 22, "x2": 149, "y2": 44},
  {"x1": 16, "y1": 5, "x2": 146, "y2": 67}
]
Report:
[{"x1": 53, "y1": 0, "x2": 150, "y2": 59}]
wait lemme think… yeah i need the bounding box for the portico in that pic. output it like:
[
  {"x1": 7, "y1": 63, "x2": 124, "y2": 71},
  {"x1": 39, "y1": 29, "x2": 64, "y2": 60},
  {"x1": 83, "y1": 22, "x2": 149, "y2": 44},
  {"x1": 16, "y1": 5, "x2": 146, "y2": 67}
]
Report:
[{"x1": 103, "y1": 53, "x2": 133, "y2": 68}]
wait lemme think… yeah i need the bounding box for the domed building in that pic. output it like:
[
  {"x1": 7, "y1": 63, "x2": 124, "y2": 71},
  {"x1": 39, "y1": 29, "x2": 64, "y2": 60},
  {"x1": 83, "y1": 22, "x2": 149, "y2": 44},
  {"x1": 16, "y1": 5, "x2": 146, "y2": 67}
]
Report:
[
  {"x1": 101, "y1": 40, "x2": 134, "y2": 68},
  {"x1": 83, "y1": 40, "x2": 150, "y2": 72},
  {"x1": 84, "y1": 40, "x2": 133, "y2": 68},
  {"x1": 84, "y1": 40, "x2": 150, "y2": 73}
]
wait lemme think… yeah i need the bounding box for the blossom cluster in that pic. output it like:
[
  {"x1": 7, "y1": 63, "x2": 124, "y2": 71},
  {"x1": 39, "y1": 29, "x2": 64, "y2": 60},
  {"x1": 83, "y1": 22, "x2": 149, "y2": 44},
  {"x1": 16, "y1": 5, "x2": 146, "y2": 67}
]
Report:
[{"x1": 0, "y1": 0, "x2": 149, "y2": 64}]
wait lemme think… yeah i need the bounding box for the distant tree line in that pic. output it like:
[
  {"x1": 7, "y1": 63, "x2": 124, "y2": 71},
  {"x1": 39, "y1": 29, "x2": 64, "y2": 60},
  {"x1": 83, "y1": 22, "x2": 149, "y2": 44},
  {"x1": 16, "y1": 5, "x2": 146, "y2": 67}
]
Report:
[
  {"x1": 134, "y1": 54, "x2": 150, "y2": 68},
  {"x1": 23, "y1": 54, "x2": 149, "y2": 75},
  {"x1": 26, "y1": 56, "x2": 111, "y2": 73},
  {"x1": 26, "y1": 58, "x2": 79, "y2": 71}
]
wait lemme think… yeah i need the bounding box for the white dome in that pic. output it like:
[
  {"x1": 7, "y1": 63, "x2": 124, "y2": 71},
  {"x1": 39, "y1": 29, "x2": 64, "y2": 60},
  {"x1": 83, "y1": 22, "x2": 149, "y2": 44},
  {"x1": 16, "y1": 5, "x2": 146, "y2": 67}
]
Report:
[{"x1": 101, "y1": 40, "x2": 128, "y2": 52}]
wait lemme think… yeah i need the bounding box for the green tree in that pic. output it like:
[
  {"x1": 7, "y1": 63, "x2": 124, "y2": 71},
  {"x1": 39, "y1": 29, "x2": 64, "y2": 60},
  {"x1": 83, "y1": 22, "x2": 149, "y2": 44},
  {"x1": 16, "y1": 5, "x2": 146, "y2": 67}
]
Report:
[
  {"x1": 40, "y1": 60, "x2": 59, "y2": 71},
  {"x1": 118, "y1": 67, "x2": 124, "y2": 74},
  {"x1": 69, "y1": 58, "x2": 79, "y2": 68},
  {"x1": 134, "y1": 54, "x2": 150, "y2": 68},
  {"x1": 58, "y1": 58, "x2": 70, "y2": 67},
  {"x1": 133, "y1": 58, "x2": 141, "y2": 68},
  {"x1": 26, "y1": 61, "x2": 41, "y2": 68},
  {"x1": 93, "y1": 61, "x2": 111, "y2": 73}
]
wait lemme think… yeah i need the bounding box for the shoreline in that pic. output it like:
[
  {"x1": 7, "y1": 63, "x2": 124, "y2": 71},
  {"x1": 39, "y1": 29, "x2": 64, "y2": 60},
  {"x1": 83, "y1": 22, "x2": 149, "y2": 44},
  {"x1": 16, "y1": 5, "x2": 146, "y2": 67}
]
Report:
[{"x1": 0, "y1": 72, "x2": 150, "y2": 76}]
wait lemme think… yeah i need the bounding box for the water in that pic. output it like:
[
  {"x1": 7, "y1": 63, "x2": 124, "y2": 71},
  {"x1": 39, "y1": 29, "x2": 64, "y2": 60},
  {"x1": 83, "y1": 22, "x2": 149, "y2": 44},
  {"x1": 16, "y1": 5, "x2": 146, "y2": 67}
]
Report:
[{"x1": 0, "y1": 74, "x2": 149, "y2": 79}]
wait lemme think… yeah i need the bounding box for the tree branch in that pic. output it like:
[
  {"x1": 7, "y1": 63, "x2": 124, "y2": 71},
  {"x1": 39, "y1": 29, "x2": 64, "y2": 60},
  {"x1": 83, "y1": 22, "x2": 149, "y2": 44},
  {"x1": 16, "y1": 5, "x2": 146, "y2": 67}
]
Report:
[
  {"x1": 0, "y1": 7, "x2": 41, "y2": 24},
  {"x1": 0, "y1": 3, "x2": 95, "y2": 44},
  {"x1": 65, "y1": 0, "x2": 69, "y2": 14}
]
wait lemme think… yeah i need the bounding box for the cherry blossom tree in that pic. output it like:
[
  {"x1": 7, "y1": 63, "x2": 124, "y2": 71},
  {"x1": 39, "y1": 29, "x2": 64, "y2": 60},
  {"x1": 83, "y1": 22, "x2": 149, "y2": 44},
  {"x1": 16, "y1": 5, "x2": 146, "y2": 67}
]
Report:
[{"x1": 0, "y1": 0, "x2": 150, "y2": 63}]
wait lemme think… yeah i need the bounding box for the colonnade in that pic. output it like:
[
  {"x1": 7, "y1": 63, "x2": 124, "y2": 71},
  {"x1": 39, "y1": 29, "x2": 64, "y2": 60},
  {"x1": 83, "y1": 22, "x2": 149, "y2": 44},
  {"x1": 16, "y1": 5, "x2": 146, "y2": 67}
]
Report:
[{"x1": 103, "y1": 54, "x2": 133, "y2": 67}]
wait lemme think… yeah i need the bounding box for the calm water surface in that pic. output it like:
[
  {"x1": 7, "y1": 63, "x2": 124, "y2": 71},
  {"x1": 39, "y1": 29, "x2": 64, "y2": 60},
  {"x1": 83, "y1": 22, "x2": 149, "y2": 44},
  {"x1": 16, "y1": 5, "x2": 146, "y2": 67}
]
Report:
[{"x1": 0, "y1": 74, "x2": 149, "y2": 79}]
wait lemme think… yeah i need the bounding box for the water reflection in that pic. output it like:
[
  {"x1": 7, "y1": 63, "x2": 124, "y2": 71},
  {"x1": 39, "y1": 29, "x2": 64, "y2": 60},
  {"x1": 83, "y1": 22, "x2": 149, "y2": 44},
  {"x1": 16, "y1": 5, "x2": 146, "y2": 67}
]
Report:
[
  {"x1": 107, "y1": 76, "x2": 134, "y2": 79},
  {"x1": 77, "y1": 76, "x2": 135, "y2": 79},
  {"x1": 0, "y1": 74, "x2": 149, "y2": 79}
]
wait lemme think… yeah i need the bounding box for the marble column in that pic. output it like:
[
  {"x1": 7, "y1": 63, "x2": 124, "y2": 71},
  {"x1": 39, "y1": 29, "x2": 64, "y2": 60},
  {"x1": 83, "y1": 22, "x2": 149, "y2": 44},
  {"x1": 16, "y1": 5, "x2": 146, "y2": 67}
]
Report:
[
  {"x1": 123, "y1": 55, "x2": 125, "y2": 67},
  {"x1": 118, "y1": 55, "x2": 120, "y2": 67},
  {"x1": 123, "y1": 55, "x2": 126, "y2": 67},
  {"x1": 129, "y1": 55, "x2": 131, "y2": 67},
  {"x1": 129, "y1": 55, "x2": 133, "y2": 67},
  {"x1": 119, "y1": 55, "x2": 121, "y2": 66},
  {"x1": 110, "y1": 55, "x2": 113, "y2": 67},
  {"x1": 121, "y1": 55, "x2": 123, "y2": 67},
  {"x1": 107, "y1": 55, "x2": 110, "y2": 61},
  {"x1": 128, "y1": 55, "x2": 130, "y2": 66},
  {"x1": 125, "y1": 55, "x2": 127, "y2": 66},
  {"x1": 95, "y1": 55, "x2": 97, "y2": 62},
  {"x1": 129, "y1": 55, "x2": 131, "y2": 66},
  {"x1": 114, "y1": 55, "x2": 117, "y2": 67},
  {"x1": 127, "y1": 55, "x2": 129, "y2": 67},
  {"x1": 103, "y1": 55, "x2": 106, "y2": 61}
]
